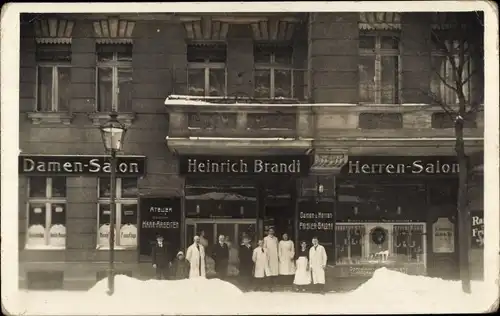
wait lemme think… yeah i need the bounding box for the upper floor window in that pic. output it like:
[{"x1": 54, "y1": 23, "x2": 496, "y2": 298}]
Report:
[
  {"x1": 97, "y1": 177, "x2": 138, "y2": 250},
  {"x1": 96, "y1": 44, "x2": 133, "y2": 112},
  {"x1": 254, "y1": 44, "x2": 294, "y2": 99},
  {"x1": 359, "y1": 33, "x2": 401, "y2": 104},
  {"x1": 35, "y1": 44, "x2": 71, "y2": 112},
  {"x1": 26, "y1": 177, "x2": 67, "y2": 250},
  {"x1": 187, "y1": 43, "x2": 227, "y2": 97},
  {"x1": 430, "y1": 36, "x2": 473, "y2": 106}
]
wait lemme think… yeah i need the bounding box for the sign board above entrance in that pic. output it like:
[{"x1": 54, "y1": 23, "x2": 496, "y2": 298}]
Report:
[
  {"x1": 179, "y1": 155, "x2": 311, "y2": 176},
  {"x1": 19, "y1": 155, "x2": 147, "y2": 177}
]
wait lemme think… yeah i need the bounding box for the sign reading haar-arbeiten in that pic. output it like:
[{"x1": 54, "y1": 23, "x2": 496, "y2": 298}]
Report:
[
  {"x1": 342, "y1": 156, "x2": 462, "y2": 176},
  {"x1": 179, "y1": 155, "x2": 311, "y2": 176},
  {"x1": 19, "y1": 155, "x2": 146, "y2": 177}
]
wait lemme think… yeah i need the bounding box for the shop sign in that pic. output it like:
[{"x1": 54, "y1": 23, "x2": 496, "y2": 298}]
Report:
[
  {"x1": 342, "y1": 156, "x2": 461, "y2": 176},
  {"x1": 19, "y1": 155, "x2": 146, "y2": 177},
  {"x1": 179, "y1": 155, "x2": 311, "y2": 176},
  {"x1": 432, "y1": 217, "x2": 455, "y2": 253},
  {"x1": 471, "y1": 211, "x2": 484, "y2": 248},
  {"x1": 298, "y1": 211, "x2": 334, "y2": 231}
]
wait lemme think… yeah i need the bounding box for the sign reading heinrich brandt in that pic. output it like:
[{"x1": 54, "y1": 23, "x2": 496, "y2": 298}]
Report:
[
  {"x1": 19, "y1": 155, "x2": 146, "y2": 177},
  {"x1": 179, "y1": 155, "x2": 311, "y2": 175}
]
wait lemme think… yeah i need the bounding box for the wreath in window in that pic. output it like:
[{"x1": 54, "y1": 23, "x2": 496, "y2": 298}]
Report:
[{"x1": 371, "y1": 227, "x2": 387, "y2": 245}]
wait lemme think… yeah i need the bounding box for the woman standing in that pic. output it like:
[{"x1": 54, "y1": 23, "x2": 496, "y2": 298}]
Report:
[
  {"x1": 278, "y1": 233, "x2": 295, "y2": 286},
  {"x1": 293, "y1": 241, "x2": 311, "y2": 292}
]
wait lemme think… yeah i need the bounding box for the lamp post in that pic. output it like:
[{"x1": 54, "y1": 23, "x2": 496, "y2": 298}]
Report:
[{"x1": 99, "y1": 112, "x2": 127, "y2": 296}]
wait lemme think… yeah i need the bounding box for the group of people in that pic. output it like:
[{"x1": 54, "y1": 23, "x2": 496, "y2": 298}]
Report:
[{"x1": 151, "y1": 227, "x2": 328, "y2": 293}]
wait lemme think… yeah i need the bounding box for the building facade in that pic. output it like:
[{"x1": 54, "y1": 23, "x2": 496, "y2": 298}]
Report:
[{"x1": 18, "y1": 12, "x2": 484, "y2": 290}]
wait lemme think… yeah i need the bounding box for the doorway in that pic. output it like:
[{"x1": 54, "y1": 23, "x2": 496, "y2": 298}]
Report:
[{"x1": 265, "y1": 204, "x2": 295, "y2": 241}]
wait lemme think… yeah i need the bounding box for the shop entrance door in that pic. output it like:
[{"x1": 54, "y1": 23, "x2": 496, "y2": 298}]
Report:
[{"x1": 185, "y1": 219, "x2": 262, "y2": 276}]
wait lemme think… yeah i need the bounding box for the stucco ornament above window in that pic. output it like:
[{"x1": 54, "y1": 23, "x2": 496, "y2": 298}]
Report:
[
  {"x1": 181, "y1": 16, "x2": 229, "y2": 41},
  {"x1": 311, "y1": 151, "x2": 349, "y2": 175},
  {"x1": 359, "y1": 12, "x2": 401, "y2": 30},
  {"x1": 93, "y1": 18, "x2": 135, "y2": 44},
  {"x1": 33, "y1": 18, "x2": 75, "y2": 44},
  {"x1": 250, "y1": 17, "x2": 300, "y2": 41}
]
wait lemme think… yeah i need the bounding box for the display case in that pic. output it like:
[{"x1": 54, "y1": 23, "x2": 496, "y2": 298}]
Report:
[{"x1": 334, "y1": 222, "x2": 427, "y2": 277}]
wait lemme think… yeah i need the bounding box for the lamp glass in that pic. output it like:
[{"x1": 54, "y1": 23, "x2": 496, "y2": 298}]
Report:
[{"x1": 100, "y1": 114, "x2": 127, "y2": 152}]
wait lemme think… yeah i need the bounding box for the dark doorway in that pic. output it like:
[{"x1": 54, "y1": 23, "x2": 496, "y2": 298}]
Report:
[
  {"x1": 265, "y1": 204, "x2": 295, "y2": 241},
  {"x1": 262, "y1": 176, "x2": 296, "y2": 241}
]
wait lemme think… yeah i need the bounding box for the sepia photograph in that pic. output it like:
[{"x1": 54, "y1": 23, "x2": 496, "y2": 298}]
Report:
[{"x1": 1, "y1": 1, "x2": 499, "y2": 315}]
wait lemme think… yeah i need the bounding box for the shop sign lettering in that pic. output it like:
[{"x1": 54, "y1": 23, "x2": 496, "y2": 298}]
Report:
[
  {"x1": 343, "y1": 156, "x2": 462, "y2": 175},
  {"x1": 299, "y1": 212, "x2": 334, "y2": 231},
  {"x1": 471, "y1": 212, "x2": 484, "y2": 248},
  {"x1": 19, "y1": 155, "x2": 146, "y2": 177}
]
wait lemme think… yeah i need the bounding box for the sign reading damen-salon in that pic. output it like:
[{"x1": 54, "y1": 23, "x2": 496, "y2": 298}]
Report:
[
  {"x1": 19, "y1": 155, "x2": 147, "y2": 177},
  {"x1": 179, "y1": 155, "x2": 311, "y2": 175}
]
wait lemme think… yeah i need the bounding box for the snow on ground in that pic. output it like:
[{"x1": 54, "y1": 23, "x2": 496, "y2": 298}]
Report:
[{"x1": 15, "y1": 268, "x2": 495, "y2": 315}]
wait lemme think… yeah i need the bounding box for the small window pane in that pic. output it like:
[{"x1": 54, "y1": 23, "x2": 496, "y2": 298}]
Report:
[
  {"x1": 27, "y1": 204, "x2": 47, "y2": 247},
  {"x1": 359, "y1": 56, "x2": 376, "y2": 103},
  {"x1": 381, "y1": 56, "x2": 398, "y2": 104},
  {"x1": 97, "y1": 52, "x2": 114, "y2": 63},
  {"x1": 36, "y1": 44, "x2": 71, "y2": 62},
  {"x1": 117, "y1": 48, "x2": 133, "y2": 62},
  {"x1": 335, "y1": 225, "x2": 365, "y2": 264},
  {"x1": 119, "y1": 204, "x2": 138, "y2": 247},
  {"x1": 274, "y1": 49, "x2": 293, "y2": 65},
  {"x1": 57, "y1": 67, "x2": 71, "y2": 112},
  {"x1": 381, "y1": 36, "x2": 399, "y2": 49},
  {"x1": 51, "y1": 177, "x2": 66, "y2": 197},
  {"x1": 118, "y1": 67, "x2": 133, "y2": 111},
  {"x1": 274, "y1": 69, "x2": 292, "y2": 98},
  {"x1": 254, "y1": 47, "x2": 272, "y2": 63},
  {"x1": 393, "y1": 225, "x2": 424, "y2": 263},
  {"x1": 97, "y1": 67, "x2": 113, "y2": 112},
  {"x1": 49, "y1": 204, "x2": 66, "y2": 247},
  {"x1": 254, "y1": 69, "x2": 271, "y2": 98},
  {"x1": 37, "y1": 67, "x2": 53, "y2": 111},
  {"x1": 187, "y1": 68, "x2": 205, "y2": 96},
  {"x1": 208, "y1": 68, "x2": 225, "y2": 96},
  {"x1": 99, "y1": 178, "x2": 112, "y2": 198},
  {"x1": 121, "y1": 178, "x2": 138, "y2": 198},
  {"x1": 359, "y1": 36, "x2": 376, "y2": 49},
  {"x1": 187, "y1": 45, "x2": 226, "y2": 63},
  {"x1": 29, "y1": 177, "x2": 47, "y2": 198}
]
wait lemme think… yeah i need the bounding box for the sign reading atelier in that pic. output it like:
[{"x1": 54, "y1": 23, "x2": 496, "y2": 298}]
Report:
[
  {"x1": 19, "y1": 155, "x2": 146, "y2": 177},
  {"x1": 342, "y1": 156, "x2": 463, "y2": 176},
  {"x1": 179, "y1": 155, "x2": 311, "y2": 175}
]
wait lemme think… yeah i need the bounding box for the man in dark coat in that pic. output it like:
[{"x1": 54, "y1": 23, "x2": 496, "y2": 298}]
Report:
[
  {"x1": 212, "y1": 234, "x2": 229, "y2": 279},
  {"x1": 238, "y1": 235, "x2": 254, "y2": 290},
  {"x1": 151, "y1": 234, "x2": 171, "y2": 280}
]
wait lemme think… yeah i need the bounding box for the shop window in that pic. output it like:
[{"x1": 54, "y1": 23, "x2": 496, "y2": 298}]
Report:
[
  {"x1": 26, "y1": 177, "x2": 67, "y2": 250},
  {"x1": 187, "y1": 43, "x2": 227, "y2": 97},
  {"x1": 431, "y1": 112, "x2": 477, "y2": 129},
  {"x1": 358, "y1": 113, "x2": 403, "y2": 129},
  {"x1": 26, "y1": 271, "x2": 64, "y2": 290},
  {"x1": 359, "y1": 33, "x2": 400, "y2": 104},
  {"x1": 35, "y1": 44, "x2": 71, "y2": 112},
  {"x1": 96, "y1": 44, "x2": 133, "y2": 112},
  {"x1": 254, "y1": 44, "x2": 294, "y2": 99},
  {"x1": 335, "y1": 223, "x2": 426, "y2": 266},
  {"x1": 97, "y1": 177, "x2": 138, "y2": 250},
  {"x1": 430, "y1": 36, "x2": 473, "y2": 106}
]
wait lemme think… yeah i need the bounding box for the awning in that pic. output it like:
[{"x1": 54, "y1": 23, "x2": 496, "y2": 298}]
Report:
[{"x1": 166, "y1": 136, "x2": 312, "y2": 155}]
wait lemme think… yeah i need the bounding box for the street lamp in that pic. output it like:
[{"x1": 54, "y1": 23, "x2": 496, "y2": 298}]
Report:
[{"x1": 99, "y1": 112, "x2": 127, "y2": 296}]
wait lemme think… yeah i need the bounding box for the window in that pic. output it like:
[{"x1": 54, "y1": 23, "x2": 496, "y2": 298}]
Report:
[
  {"x1": 431, "y1": 37, "x2": 473, "y2": 106},
  {"x1": 26, "y1": 177, "x2": 67, "y2": 249},
  {"x1": 35, "y1": 44, "x2": 71, "y2": 112},
  {"x1": 97, "y1": 177, "x2": 138, "y2": 249},
  {"x1": 187, "y1": 44, "x2": 227, "y2": 97},
  {"x1": 254, "y1": 44, "x2": 294, "y2": 99},
  {"x1": 359, "y1": 33, "x2": 400, "y2": 104},
  {"x1": 96, "y1": 44, "x2": 133, "y2": 112}
]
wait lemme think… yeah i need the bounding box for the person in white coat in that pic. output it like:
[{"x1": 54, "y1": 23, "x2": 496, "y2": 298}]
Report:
[
  {"x1": 186, "y1": 235, "x2": 206, "y2": 279},
  {"x1": 278, "y1": 233, "x2": 295, "y2": 286},
  {"x1": 252, "y1": 239, "x2": 271, "y2": 291},
  {"x1": 309, "y1": 236, "x2": 327, "y2": 293},
  {"x1": 263, "y1": 227, "x2": 279, "y2": 288}
]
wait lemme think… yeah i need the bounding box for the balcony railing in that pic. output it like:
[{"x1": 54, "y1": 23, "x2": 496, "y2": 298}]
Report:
[
  {"x1": 174, "y1": 67, "x2": 309, "y2": 102},
  {"x1": 165, "y1": 95, "x2": 314, "y2": 139}
]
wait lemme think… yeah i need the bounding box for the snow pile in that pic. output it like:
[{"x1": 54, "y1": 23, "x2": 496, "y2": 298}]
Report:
[{"x1": 16, "y1": 269, "x2": 495, "y2": 315}]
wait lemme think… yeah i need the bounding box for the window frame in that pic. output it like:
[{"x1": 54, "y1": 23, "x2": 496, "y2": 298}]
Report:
[
  {"x1": 430, "y1": 39, "x2": 473, "y2": 106},
  {"x1": 187, "y1": 59, "x2": 227, "y2": 97},
  {"x1": 358, "y1": 32, "x2": 402, "y2": 105},
  {"x1": 96, "y1": 50, "x2": 133, "y2": 112},
  {"x1": 97, "y1": 177, "x2": 138, "y2": 250},
  {"x1": 26, "y1": 177, "x2": 67, "y2": 250},
  {"x1": 254, "y1": 47, "x2": 295, "y2": 99},
  {"x1": 35, "y1": 62, "x2": 72, "y2": 112}
]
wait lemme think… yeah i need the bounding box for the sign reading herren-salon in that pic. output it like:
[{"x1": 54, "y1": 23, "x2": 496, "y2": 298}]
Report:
[
  {"x1": 342, "y1": 156, "x2": 462, "y2": 176},
  {"x1": 179, "y1": 155, "x2": 311, "y2": 176},
  {"x1": 19, "y1": 155, "x2": 146, "y2": 177}
]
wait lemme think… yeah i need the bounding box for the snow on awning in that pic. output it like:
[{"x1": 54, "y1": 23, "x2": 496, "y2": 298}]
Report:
[{"x1": 164, "y1": 95, "x2": 304, "y2": 107}]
